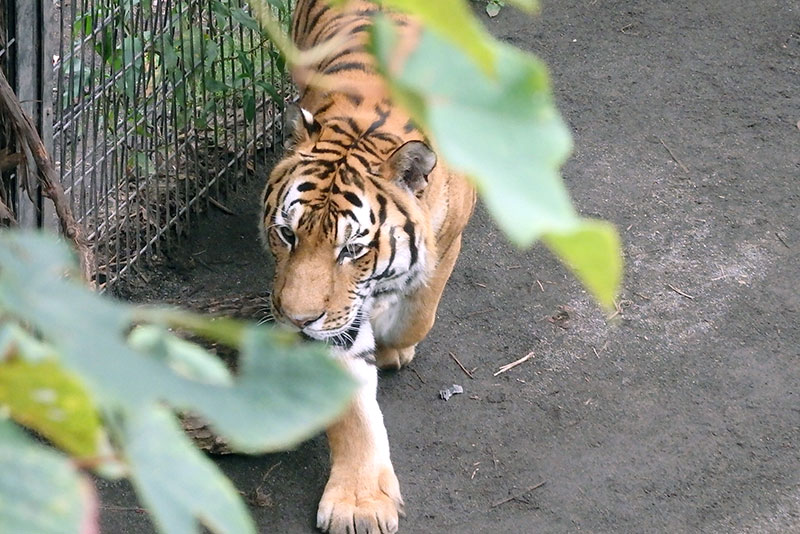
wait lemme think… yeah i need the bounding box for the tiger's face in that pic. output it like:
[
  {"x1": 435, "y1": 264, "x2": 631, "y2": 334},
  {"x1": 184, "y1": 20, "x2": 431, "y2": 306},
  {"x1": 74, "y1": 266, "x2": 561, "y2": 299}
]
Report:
[{"x1": 260, "y1": 107, "x2": 436, "y2": 350}]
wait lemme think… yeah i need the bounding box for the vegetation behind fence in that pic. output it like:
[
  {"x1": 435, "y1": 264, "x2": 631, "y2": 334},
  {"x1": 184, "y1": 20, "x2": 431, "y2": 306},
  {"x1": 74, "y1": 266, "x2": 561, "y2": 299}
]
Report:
[{"x1": 52, "y1": 0, "x2": 292, "y2": 289}]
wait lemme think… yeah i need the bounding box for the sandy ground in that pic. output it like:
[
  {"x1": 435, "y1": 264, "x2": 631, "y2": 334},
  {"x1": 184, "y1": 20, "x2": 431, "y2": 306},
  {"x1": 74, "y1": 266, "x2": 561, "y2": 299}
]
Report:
[{"x1": 101, "y1": 1, "x2": 800, "y2": 532}]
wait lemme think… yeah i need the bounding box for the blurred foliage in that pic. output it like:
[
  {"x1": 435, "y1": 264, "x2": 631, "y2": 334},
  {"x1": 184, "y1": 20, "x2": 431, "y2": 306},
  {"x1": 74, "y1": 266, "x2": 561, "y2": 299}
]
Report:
[
  {"x1": 368, "y1": 3, "x2": 622, "y2": 307},
  {"x1": 0, "y1": 231, "x2": 355, "y2": 534}
]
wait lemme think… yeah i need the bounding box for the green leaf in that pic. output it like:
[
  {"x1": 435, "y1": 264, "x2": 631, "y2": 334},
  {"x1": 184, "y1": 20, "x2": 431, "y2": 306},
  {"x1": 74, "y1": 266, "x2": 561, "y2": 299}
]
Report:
[
  {"x1": 204, "y1": 40, "x2": 220, "y2": 66},
  {"x1": 161, "y1": 37, "x2": 179, "y2": 72},
  {"x1": 129, "y1": 325, "x2": 233, "y2": 386},
  {"x1": 210, "y1": 0, "x2": 231, "y2": 18},
  {"x1": 236, "y1": 50, "x2": 255, "y2": 78},
  {"x1": 129, "y1": 151, "x2": 155, "y2": 176},
  {"x1": 204, "y1": 77, "x2": 231, "y2": 93},
  {"x1": 0, "y1": 418, "x2": 95, "y2": 534},
  {"x1": 0, "y1": 323, "x2": 57, "y2": 362},
  {"x1": 232, "y1": 327, "x2": 355, "y2": 450},
  {"x1": 120, "y1": 406, "x2": 253, "y2": 534},
  {"x1": 243, "y1": 93, "x2": 256, "y2": 123},
  {"x1": 382, "y1": 0, "x2": 495, "y2": 73},
  {"x1": 231, "y1": 7, "x2": 262, "y2": 33},
  {"x1": 372, "y1": 23, "x2": 574, "y2": 244},
  {"x1": 0, "y1": 358, "x2": 104, "y2": 459},
  {"x1": 255, "y1": 79, "x2": 281, "y2": 102},
  {"x1": 0, "y1": 231, "x2": 355, "y2": 452},
  {"x1": 543, "y1": 220, "x2": 623, "y2": 310},
  {"x1": 371, "y1": 22, "x2": 623, "y2": 306}
]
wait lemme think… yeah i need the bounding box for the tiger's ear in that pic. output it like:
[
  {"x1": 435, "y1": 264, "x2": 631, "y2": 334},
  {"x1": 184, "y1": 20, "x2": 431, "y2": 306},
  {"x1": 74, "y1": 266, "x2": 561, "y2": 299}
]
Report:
[
  {"x1": 284, "y1": 105, "x2": 321, "y2": 149},
  {"x1": 383, "y1": 141, "x2": 437, "y2": 195}
]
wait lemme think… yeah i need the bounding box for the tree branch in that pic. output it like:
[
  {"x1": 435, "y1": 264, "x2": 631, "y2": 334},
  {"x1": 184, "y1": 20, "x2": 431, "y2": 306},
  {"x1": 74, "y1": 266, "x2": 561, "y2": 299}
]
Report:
[{"x1": 0, "y1": 68, "x2": 94, "y2": 284}]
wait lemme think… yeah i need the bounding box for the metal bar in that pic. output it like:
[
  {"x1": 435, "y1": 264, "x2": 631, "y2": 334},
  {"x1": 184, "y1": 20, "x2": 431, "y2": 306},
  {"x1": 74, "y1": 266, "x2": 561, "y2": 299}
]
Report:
[{"x1": 14, "y1": 0, "x2": 43, "y2": 227}]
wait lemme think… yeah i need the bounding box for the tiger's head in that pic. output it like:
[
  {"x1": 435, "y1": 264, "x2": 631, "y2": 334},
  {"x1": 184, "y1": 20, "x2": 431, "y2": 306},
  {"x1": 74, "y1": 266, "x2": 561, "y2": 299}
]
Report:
[{"x1": 260, "y1": 106, "x2": 437, "y2": 350}]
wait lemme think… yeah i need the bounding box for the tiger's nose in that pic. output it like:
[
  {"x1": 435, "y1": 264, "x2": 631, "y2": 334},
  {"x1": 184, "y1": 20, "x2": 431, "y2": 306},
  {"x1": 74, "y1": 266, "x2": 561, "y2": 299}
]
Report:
[{"x1": 284, "y1": 311, "x2": 325, "y2": 329}]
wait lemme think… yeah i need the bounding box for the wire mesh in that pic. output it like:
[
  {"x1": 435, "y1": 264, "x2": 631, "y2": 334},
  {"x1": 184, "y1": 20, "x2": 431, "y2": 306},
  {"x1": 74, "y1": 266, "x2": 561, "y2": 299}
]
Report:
[{"x1": 52, "y1": 0, "x2": 290, "y2": 289}]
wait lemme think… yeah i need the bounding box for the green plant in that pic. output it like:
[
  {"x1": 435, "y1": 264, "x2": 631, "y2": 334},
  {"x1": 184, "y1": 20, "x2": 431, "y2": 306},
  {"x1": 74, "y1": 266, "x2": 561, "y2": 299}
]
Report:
[
  {"x1": 0, "y1": 231, "x2": 355, "y2": 534},
  {"x1": 63, "y1": 0, "x2": 290, "y2": 176}
]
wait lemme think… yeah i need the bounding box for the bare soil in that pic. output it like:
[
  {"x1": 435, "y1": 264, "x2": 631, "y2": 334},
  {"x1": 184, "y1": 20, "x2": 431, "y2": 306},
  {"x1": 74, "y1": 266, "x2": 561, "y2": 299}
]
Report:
[{"x1": 100, "y1": 1, "x2": 800, "y2": 532}]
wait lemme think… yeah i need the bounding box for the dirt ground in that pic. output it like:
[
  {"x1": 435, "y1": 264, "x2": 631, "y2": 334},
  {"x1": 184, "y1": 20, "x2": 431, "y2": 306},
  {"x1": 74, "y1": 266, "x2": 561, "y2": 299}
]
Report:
[{"x1": 99, "y1": 1, "x2": 800, "y2": 533}]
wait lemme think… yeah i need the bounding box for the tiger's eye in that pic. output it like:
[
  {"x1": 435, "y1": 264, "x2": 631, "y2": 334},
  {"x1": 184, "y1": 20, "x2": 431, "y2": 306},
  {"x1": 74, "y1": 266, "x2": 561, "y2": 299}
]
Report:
[{"x1": 277, "y1": 226, "x2": 295, "y2": 247}]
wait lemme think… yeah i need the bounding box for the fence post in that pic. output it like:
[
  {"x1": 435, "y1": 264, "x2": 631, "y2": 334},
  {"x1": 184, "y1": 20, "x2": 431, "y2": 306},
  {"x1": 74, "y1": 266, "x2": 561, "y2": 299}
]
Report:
[{"x1": 13, "y1": 0, "x2": 51, "y2": 229}]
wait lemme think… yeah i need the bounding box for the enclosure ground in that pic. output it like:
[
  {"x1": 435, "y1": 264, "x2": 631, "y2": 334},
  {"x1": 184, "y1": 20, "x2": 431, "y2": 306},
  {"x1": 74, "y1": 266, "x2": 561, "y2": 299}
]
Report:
[{"x1": 100, "y1": 1, "x2": 800, "y2": 532}]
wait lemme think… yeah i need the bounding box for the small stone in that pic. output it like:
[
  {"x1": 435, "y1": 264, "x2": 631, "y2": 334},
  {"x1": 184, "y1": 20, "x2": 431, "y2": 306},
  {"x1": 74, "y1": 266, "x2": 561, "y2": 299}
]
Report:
[{"x1": 439, "y1": 384, "x2": 464, "y2": 401}]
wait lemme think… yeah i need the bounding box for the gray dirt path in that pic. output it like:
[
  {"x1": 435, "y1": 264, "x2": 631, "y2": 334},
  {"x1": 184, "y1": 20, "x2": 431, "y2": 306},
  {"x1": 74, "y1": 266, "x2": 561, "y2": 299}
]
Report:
[{"x1": 101, "y1": 1, "x2": 800, "y2": 533}]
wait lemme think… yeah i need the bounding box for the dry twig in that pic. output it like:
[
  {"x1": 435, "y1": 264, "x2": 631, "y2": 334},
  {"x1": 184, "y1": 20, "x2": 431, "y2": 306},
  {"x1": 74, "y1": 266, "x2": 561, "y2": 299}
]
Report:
[
  {"x1": 658, "y1": 137, "x2": 689, "y2": 173},
  {"x1": 494, "y1": 351, "x2": 535, "y2": 376},
  {"x1": 208, "y1": 196, "x2": 235, "y2": 215},
  {"x1": 409, "y1": 366, "x2": 426, "y2": 384},
  {"x1": 449, "y1": 352, "x2": 474, "y2": 379},
  {"x1": 667, "y1": 283, "x2": 695, "y2": 300}
]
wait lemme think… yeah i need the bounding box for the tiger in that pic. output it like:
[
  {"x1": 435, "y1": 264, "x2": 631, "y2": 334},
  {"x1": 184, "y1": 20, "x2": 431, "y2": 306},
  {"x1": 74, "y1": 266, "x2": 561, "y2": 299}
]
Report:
[{"x1": 259, "y1": 1, "x2": 476, "y2": 532}]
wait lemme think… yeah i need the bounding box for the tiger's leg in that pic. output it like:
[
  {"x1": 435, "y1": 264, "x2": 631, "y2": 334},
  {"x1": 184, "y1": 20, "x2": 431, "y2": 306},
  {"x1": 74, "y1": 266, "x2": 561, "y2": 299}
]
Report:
[
  {"x1": 317, "y1": 355, "x2": 403, "y2": 534},
  {"x1": 373, "y1": 234, "x2": 463, "y2": 370}
]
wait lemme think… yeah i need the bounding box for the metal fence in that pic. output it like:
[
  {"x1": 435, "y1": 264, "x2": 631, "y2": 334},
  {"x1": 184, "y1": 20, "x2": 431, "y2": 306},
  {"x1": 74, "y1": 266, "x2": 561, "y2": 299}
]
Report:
[{"x1": 5, "y1": 0, "x2": 289, "y2": 289}]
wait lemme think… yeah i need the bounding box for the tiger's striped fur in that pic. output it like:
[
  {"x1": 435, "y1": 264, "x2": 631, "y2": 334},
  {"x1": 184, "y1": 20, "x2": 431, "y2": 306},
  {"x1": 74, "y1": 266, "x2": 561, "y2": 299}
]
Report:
[{"x1": 260, "y1": 2, "x2": 475, "y2": 532}]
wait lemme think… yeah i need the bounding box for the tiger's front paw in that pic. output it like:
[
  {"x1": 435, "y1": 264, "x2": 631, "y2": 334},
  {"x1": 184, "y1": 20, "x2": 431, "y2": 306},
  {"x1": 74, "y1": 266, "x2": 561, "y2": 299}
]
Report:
[
  {"x1": 316, "y1": 464, "x2": 404, "y2": 534},
  {"x1": 376, "y1": 346, "x2": 415, "y2": 371}
]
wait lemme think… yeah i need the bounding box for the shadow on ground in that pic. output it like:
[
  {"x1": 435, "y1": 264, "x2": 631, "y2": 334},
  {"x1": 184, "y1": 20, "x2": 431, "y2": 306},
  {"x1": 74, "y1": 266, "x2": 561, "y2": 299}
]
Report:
[{"x1": 101, "y1": 1, "x2": 800, "y2": 532}]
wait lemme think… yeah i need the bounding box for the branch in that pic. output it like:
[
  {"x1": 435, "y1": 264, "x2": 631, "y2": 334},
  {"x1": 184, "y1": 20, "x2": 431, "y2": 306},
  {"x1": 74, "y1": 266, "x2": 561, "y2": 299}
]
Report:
[{"x1": 0, "y1": 68, "x2": 94, "y2": 285}]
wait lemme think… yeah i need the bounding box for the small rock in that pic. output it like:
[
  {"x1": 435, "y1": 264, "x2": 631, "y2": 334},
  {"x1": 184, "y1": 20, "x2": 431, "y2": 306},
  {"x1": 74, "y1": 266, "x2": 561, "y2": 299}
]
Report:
[{"x1": 439, "y1": 384, "x2": 464, "y2": 401}]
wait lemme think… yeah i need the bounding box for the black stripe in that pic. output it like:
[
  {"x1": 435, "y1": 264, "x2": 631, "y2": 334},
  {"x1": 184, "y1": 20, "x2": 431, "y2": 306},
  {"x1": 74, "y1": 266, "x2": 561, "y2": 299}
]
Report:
[
  {"x1": 404, "y1": 220, "x2": 418, "y2": 266},
  {"x1": 329, "y1": 123, "x2": 356, "y2": 141},
  {"x1": 345, "y1": 92, "x2": 364, "y2": 106},
  {"x1": 303, "y1": 2, "x2": 330, "y2": 39},
  {"x1": 368, "y1": 175, "x2": 410, "y2": 220},
  {"x1": 314, "y1": 99, "x2": 335, "y2": 116},
  {"x1": 376, "y1": 194, "x2": 387, "y2": 223},
  {"x1": 348, "y1": 23, "x2": 371, "y2": 36},
  {"x1": 344, "y1": 191, "x2": 363, "y2": 207},
  {"x1": 297, "y1": 181, "x2": 316, "y2": 192},
  {"x1": 311, "y1": 146, "x2": 343, "y2": 156},
  {"x1": 349, "y1": 152, "x2": 371, "y2": 170},
  {"x1": 344, "y1": 118, "x2": 360, "y2": 135},
  {"x1": 387, "y1": 227, "x2": 397, "y2": 267},
  {"x1": 292, "y1": 0, "x2": 313, "y2": 40},
  {"x1": 323, "y1": 61, "x2": 371, "y2": 75},
  {"x1": 364, "y1": 105, "x2": 390, "y2": 137},
  {"x1": 339, "y1": 209, "x2": 358, "y2": 221},
  {"x1": 317, "y1": 45, "x2": 364, "y2": 73}
]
